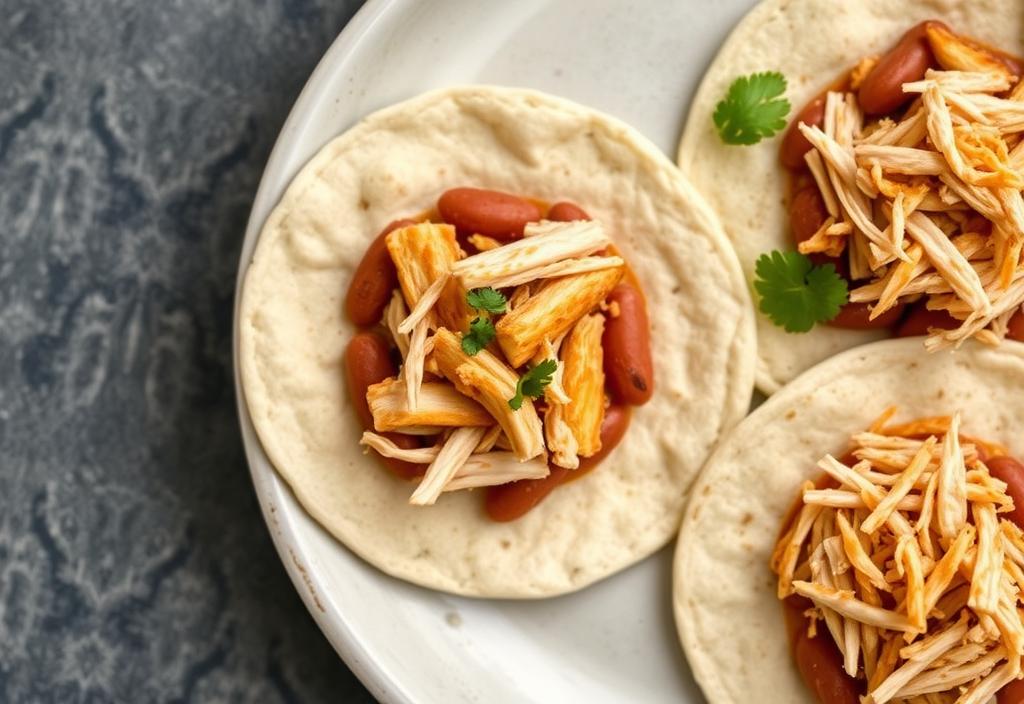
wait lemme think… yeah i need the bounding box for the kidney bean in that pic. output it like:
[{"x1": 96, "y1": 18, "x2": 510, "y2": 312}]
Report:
[
  {"x1": 858, "y1": 22, "x2": 937, "y2": 116},
  {"x1": 782, "y1": 595, "x2": 812, "y2": 649},
  {"x1": 573, "y1": 404, "x2": 632, "y2": 475},
  {"x1": 986, "y1": 456, "x2": 1024, "y2": 530},
  {"x1": 602, "y1": 285, "x2": 654, "y2": 405},
  {"x1": 895, "y1": 304, "x2": 959, "y2": 338},
  {"x1": 547, "y1": 201, "x2": 592, "y2": 222},
  {"x1": 829, "y1": 301, "x2": 906, "y2": 330},
  {"x1": 345, "y1": 219, "x2": 415, "y2": 326},
  {"x1": 485, "y1": 405, "x2": 631, "y2": 522},
  {"x1": 998, "y1": 675, "x2": 1024, "y2": 703},
  {"x1": 793, "y1": 628, "x2": 862, "y2": 704},
  {"x1": 344, "y1": 332, "x2": 424, "y2": 479},
  {"x1": 1008, "y1": 309, "x2": 1024, "y2": 342},
  {"x1": 790, "y1": 186, "x2": 829, "y2": 246},
  {"x1": 437, "y1": 188, "x2": 541, "y2": 241},
  {"x1": 780, "y1": 96, "x2": 827, "y2": 171},
  {"x1": 787, "y1": 183, "x2": 851, "y2": 275}
]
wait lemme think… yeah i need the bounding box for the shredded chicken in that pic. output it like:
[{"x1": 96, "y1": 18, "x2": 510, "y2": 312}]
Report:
[
  {"x1": 793, "y1": 52, "x2": 1024, "y2": 350},
  {"x1": 430, "y1": 328, "x2": 545, "y2": 461},
  {"x1": 409, "y1": 427, "x2": 485, "y2": 505},
  {"x1": 773, "y1": 409, "x2": 1024, "y2": 703},
  {"x1": 496, "y1": 266, "x2": 622, "y2": 367},
  {"x1": 365, "y1": 378, "x2": 493, "y2": 431},
  {"x1": 452, "y1": 220, "x2": 614, "y2": 290},
  {"x1": 355, "y1": 204, "x2": 638, "y2": 506},
  {"x1": 560, "y1": 313, "x2": 606, "y2": 458}
]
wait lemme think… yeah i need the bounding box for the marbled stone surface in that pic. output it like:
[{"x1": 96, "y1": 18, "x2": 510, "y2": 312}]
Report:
[{"x1": 1, "y1": 1, "x2": 375, "y2": 701}]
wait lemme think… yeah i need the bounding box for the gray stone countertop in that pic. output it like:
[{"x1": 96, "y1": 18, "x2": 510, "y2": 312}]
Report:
[{"x1": 1, "y1": 1, "x2": 376, "y2": 701}]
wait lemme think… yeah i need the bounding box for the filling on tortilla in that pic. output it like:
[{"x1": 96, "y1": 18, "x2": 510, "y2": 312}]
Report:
[
  {"x1": 766, "y1": 21, "x2": 1024, "y2": 343},
  {"x1": 344, "y1": 188, "x2": 653, "y2": 521},
  {"x1": 771, "y1": 408, "x2": 1024, "y2": 703}
]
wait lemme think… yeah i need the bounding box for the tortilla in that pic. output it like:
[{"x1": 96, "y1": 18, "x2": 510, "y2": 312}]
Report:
[
  {"x1": 677, "y1": 0, "x2": 1024, "y2": 394},
  {"x1": 673, "y1": 337, "x2": 1024, "y2": 703},
  {"x1": 238, "y1": 86, "x2": 756, "y2": 598}
]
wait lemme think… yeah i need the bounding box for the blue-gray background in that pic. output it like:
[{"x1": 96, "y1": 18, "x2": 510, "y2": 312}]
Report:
[{"x1": 1, "y1": 1, "x2": 375, "y2": 701}]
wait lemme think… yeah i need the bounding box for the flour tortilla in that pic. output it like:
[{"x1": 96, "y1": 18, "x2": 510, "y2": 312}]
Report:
[
  {"x1": 673, "y1": 338, "x2": 1024, "y2": 703},
  {"x1": 677, "y1": 0, "x2": 1024, "y2": 394},
  {"x1": 238, "y1": 86, "x2": 756, "y2": 597}
]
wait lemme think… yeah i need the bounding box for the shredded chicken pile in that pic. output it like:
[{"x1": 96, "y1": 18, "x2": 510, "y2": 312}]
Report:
[
  {"x1": 796, "y1": 30, "x2": 1024, "y2": 349},
  {"x1": 772, "y1": 409, "x2": 1024, "y2": 703},
  {"x1": 360, "y1": 218, "x2": 623, "y2": 505}
]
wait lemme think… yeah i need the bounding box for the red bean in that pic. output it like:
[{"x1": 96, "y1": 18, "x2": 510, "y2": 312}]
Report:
[
  {"x1": 895, "y1": 304, "x2": 960, "y2": 338},
  {"x1": 1008, "y1": 309, "x2": 1024, "y2": 342},
  {"x1": 781, "y1": 96, "x2": 827, "y2": 171},
  {"x1": 829, "y1": 301, "x2": 906, "y2": 330},
  {"x1": 782, "y1": 595, "x2": 812, "y2": 649},
  {"x1": 986, "y1": 456, "x2": 1024, "y2": 530},
  {"x1": 786, "y1": 185, "x2": 850, "y2": 275},
  {"x1": 547, "y1": 201, "x2": 592, "y2": 222},
  {"x1": 793, "y1": 628, "x2": 862, "y2": 704},
  {"x1": 485, "y1": 405, "x2": 630, "y2": 522},
  {"x1": 998, "y1": 675, "x2": 1024, "y2": 703},
  {"x1": 344, "y1": 332, "x2": 424, "y2": 479},
  {"x1": 437, "y1": 188, "x2": 541, "y2": 241},
  {"x1": 345, "y1": 219, "x2": 415, "y2": 326},
  {"x1": 858, "y1": 22, "x2": 937, "y2": 116},
  {"x1": 602, "y1": 285, "x2": 654, "y2": 405},
  {"x1": 790, "y1": 186, "x2": 829, "y2": 247}
]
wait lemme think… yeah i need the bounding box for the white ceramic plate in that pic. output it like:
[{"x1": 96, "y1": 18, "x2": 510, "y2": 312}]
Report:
[{"x1": 233, "y1": 0, "x2": 757, "y2": 701}]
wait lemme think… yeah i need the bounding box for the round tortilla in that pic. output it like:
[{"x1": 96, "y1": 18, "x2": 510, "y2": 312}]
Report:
[
  {"x1": 677, "y1": 0, "x2": 1024, "y2": 394},
  {"x1": 238, "y1": 86, "x2": 756, "y2": 598},
  {"x1": 673, "y1": 338, "x2": 1024, "y2": 703}
]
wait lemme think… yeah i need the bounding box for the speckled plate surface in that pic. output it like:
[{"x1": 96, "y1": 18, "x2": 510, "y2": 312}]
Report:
[{"x1": 233, "y1": 0, "x2": 757, "y2": 701}]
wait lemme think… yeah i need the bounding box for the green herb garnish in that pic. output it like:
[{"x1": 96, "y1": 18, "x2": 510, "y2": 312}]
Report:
[
  {"x1": 753, "y1": 250, "x2": 848, "y2": 333},
  {"x1": 508, "y1": 359, "x2": 558, "y2": 410},
  {"x1": 466, "y1": 287, "x2": 507, "y2": 315},
  {"x1": 461, "y1": 288, "x2": 509, "y2": 356},
  {"x1": 461, "y1": 317, "x2": 497, "y2": 356},
  {"x1": 713, "y1": 71, "x2": 791, "y2": 145}
]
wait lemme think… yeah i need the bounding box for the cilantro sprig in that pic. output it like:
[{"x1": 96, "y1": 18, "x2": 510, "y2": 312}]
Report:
[
  {"x1": 466, "y1": 287, "x2": 507, "y2": 315},
  {"x1": 461, "y1": 317, "x2": 496, "y2": 356},
  {"x1": 508, "y1": 359, "x2": 558, "y2": 410},
  {"x1": 754, "y1": 251, "x2": 848, "y2": 333},
  {"x1": 461, "y1": 287, "x2": 508, "y2": 356},
  {"x1": 713, "y1": 71, "x2": 791, "y2": 146}
]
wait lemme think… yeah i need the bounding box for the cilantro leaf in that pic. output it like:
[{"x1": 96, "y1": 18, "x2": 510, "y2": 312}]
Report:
[
  {"x1": 713, "y1": 71, "x2": 791, "y2": 146},
  {"x1": 466, "y1": 287, "x2": 507, "y2": 315},
  {"x1": 461, "y1": 317, "x2": 496, "y2": 356},
  {"x1": 753, "y1": 250, "x2": 848, "y2": 333},
  {"x1": 508, "y1": 359, "x2": 558, "y2": 410}
]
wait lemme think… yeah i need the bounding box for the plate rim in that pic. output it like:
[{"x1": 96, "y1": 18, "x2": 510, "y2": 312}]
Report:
[{"x1": 230, "y1": 0, "x2": 414, "y2": 700}]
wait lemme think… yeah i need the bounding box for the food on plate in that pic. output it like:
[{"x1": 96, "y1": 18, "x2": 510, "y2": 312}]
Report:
[
  {"x1": 238, "y1": 86, "x2": 755, "y2": 596},
  {"x1": 674, "y1": 338, "x2": 1024, "y2": 704},
  {"x1": 678, "y1": 0, "x2": 1024, "y2": 392},
  {"x1": 349, "y1": 210, "x2": 633, "y2": 511},
  {"x1": 774, "y1": 412, "x2": 1024, "y2": 702}
]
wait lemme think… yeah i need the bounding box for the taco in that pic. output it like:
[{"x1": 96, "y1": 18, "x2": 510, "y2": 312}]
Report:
[
  {"x1": 674, "y1": 337, "x2": 1024, "y2": 703},
  {"x1": 678, "y1": 0, "x2": 1024, "y2": 393},
  {"x1": 238, "y1": 86, "x2": 756, "y2": 597}
]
